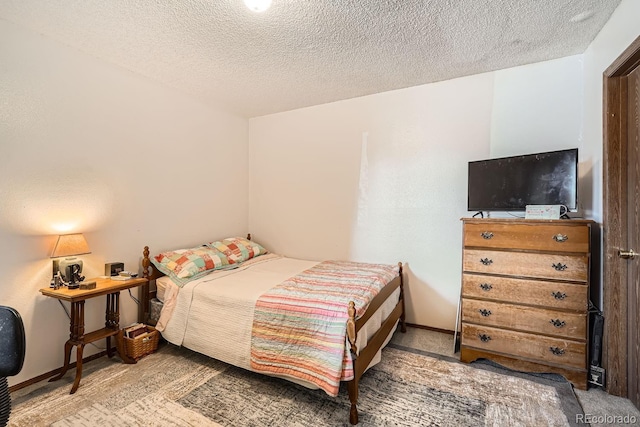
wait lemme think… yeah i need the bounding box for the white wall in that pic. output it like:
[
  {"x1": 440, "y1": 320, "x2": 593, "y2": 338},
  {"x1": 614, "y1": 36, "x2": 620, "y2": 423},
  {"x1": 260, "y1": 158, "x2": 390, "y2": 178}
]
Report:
[
  {"x1": 249, "y1": 73, "x2": 497, "y2": 330},
  {"x1": 0, "y1": 19, "x2": 249, "y2": 386},
  {"x1": 491, "y1": 55, "x2": 585, "y2": 157},
  {"x1": 248, "y1": 57, "x2": 591, "y2": 330}
]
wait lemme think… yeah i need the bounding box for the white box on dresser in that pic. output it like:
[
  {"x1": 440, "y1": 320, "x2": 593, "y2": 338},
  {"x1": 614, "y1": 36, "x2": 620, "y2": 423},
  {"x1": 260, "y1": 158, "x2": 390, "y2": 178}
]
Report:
[{"x1": 459, "y1": 218, "x2": 595, "y2": 390}]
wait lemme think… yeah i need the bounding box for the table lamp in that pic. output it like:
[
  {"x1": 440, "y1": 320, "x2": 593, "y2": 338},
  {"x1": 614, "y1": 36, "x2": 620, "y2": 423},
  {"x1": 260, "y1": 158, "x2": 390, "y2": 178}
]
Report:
[{"x1": 51, "y1": 233, "x2": 91, "y2": 289}]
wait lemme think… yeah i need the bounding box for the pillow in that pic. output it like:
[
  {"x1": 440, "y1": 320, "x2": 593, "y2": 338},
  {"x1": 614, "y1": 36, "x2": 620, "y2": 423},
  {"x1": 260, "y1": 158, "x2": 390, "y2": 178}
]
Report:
[
  {"x1": 151, "y1": 246, "x2": 232, "y2": 286},
  {"x1": 206, "y1": 237, "x2": 267, "y2": 264}
]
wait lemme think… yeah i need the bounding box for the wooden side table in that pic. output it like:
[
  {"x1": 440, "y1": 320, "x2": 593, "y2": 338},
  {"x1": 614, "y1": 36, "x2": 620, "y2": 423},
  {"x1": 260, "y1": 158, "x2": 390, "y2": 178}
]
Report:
[{"x1": 39, "y1": 276, "x2": 148, "y2": 394}]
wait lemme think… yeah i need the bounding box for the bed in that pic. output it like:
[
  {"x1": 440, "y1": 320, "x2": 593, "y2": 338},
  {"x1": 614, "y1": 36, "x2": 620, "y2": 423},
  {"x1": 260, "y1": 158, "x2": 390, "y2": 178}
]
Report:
[{"x1": 139, "y1": 236, "x2": 406, "y2": 425}]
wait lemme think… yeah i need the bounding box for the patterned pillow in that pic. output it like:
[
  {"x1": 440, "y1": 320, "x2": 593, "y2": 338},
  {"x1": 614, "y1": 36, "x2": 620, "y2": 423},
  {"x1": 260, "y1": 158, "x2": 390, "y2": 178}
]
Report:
[
  {"x1": 206, "y1": 237, "x2": 267, "y2": 264},
  {"x1": 152, "y1": 246, "x2": 232, "y2": 285}
]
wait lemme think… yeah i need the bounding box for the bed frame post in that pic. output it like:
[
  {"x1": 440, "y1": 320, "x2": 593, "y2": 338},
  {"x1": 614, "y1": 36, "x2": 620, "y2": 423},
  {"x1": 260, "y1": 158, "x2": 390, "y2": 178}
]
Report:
[
  {"x1": 139, "y1": 246, "x2": 151, "y2": 324},
  {"x1": 398, "y1": 262, "x2": 406, "y2": 333},
  {"x1": 346, "y1": 301, "x2": 358, "y2": 355},
  {"x1": 346, "y1": 301, "x2": 359, "y2": 425},
  {"x1": 142, "y1": 246, "x2": 151, "y2": 279}
]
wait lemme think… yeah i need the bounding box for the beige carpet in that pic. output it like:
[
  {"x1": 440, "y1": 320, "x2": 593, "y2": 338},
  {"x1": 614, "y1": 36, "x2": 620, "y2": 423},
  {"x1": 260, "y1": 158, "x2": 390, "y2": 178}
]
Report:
[{"x1": 9, "y1": 342, "x2": 583, "y2": 426}]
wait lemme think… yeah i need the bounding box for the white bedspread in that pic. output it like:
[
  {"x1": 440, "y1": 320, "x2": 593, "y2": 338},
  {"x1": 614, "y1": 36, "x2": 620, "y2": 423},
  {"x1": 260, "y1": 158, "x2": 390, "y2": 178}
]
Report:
[{"x1": 158, "y1": 254, "x2": 400, "y2": 385}]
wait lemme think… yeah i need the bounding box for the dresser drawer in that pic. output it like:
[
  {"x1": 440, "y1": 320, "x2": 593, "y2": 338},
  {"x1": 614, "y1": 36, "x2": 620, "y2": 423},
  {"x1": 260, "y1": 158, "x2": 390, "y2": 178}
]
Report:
[
  {"x1": 464, "y1": 223, "x2": 589, "y2": 253},
  {"x1": 463, "y1": 249, "x2": 588, "y2": 282},
  {"x1": 462, "y1": 299, "x2": 587, "y2": 340},
  {"x1": 462, "y1": 274, "x2": 588, "y2": 310},
  {"x1": 462, "y1": 323, "x2": 586, "y2": 369}
]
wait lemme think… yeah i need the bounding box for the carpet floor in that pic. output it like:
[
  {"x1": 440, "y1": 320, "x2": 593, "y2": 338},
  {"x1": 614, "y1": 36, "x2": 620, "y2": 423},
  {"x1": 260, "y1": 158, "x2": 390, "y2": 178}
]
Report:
[{"x1": 9, "y1": 342, "x2": 584, "y2": 426}]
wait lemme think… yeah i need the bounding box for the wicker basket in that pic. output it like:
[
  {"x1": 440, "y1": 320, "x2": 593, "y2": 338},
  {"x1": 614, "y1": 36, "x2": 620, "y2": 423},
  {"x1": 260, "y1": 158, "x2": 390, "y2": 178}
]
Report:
[{"x1": 123, "y1": 325, "x2": 159, "y2": 360}]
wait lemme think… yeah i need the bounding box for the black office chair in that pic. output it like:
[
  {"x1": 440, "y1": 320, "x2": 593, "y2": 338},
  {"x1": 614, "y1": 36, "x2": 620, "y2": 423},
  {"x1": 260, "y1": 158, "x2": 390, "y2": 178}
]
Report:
[{"x1": 0, "y1": 306, "x2": 26, "y2": 427}]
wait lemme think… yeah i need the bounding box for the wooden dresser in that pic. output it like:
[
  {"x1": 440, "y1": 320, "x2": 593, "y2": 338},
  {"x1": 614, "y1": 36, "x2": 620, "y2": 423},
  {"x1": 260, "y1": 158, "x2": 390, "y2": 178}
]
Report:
[{"x1": 459, "y1": 218, "x2": 594, "y2": 389}]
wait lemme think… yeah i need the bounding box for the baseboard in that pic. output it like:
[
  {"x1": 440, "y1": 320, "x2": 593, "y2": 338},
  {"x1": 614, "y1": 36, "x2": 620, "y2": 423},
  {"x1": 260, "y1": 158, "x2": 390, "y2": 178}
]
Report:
[
  {"x1": 406, "y1": 323, "x2": 455, "y2": 335},
  {"x1": 8, "y1": 350, "x2": 108, "y2": 393}
]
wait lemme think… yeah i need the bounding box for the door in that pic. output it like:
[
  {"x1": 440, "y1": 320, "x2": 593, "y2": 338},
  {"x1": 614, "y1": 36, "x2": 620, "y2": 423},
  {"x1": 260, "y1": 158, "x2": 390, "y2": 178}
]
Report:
[
  {"x1": 603, "y1": 36, "x2": 640, "y2": 409},
  {"x1": 627, "y1": 60, "x2": 640, "y2": 409}
]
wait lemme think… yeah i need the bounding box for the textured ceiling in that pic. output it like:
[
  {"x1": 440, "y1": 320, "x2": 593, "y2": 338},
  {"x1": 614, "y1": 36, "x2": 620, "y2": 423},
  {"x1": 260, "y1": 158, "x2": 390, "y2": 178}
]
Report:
[{"x1": 0, "y1": 0, "x2": 622, "y2": 118}]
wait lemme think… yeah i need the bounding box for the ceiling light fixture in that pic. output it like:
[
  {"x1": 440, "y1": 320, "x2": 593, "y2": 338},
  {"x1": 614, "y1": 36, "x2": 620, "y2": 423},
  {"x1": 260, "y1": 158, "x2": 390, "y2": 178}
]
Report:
[{"x1": 244, "y1": 0, "x2": 271, "y2": 13}]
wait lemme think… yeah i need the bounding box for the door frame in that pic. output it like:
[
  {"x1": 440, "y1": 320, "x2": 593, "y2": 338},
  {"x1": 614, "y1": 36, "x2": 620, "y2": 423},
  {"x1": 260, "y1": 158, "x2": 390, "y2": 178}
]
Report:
[{"x1": 602, "y1": 35, "x2": 640, "y2": 398}]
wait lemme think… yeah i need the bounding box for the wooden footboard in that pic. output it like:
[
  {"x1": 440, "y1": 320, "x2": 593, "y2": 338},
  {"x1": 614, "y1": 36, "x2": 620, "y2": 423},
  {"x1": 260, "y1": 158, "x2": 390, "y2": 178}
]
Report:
[
  {"x1": 346, "y1": 262, "x2": 405, "y2": 425},
  {"x1": 139, "y1": 244, "x2": 405, "y2": 425}
]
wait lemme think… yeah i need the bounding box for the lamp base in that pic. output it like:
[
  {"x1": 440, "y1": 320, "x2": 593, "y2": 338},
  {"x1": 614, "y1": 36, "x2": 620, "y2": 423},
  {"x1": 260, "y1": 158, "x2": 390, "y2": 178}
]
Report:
[{"x1": 53, "y1": 258, "x2": 84, "y2": 283}]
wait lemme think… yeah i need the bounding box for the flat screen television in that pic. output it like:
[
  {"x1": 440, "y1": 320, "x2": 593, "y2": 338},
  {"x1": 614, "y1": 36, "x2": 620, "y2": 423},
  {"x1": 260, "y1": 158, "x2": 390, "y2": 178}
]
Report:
[{"x1": 467, "y1": 148, "x2": 578, "y2": 212}]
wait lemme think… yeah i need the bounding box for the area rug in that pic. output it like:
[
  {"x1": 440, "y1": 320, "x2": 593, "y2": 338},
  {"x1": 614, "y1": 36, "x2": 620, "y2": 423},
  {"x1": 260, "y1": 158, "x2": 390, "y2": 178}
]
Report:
[{"x1": 9, "y1": 343, "x2": 583, "y2": 426}]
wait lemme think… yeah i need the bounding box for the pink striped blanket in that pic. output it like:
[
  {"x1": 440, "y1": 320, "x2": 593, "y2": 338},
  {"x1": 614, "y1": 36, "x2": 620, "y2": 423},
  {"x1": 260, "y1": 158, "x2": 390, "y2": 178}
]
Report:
[{"x1": 250, "y1": 260, "x2": 400, "y2": 396}]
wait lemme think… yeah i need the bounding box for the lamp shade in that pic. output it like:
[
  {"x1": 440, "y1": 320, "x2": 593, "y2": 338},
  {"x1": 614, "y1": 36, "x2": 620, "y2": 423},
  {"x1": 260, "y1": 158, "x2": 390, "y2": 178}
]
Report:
[{"x1": 50, "y1": 234, "x2": 91, "y2": 258}]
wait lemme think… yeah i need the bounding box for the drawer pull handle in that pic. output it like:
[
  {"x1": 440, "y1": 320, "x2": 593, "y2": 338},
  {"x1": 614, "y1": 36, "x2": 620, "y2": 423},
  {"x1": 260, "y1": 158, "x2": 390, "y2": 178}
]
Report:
[
  {"x1": 553, "y1": 234, "x2": 569, "y2": 242},
  {"x1": 549, "y1": 346, "x2": 566, "y2": 356},
  {"x1": 481, "y1": 231, "x2": 494, "y2": 239},
  {"x1": 479, "y1": 309, "x2": 492, "y2": 317},
  {"x1": 480, "y1": 258, "x2": 493, "y2": 266},
  {"x1": 551, "y1": 291, "x2": 567, "y2": 300},
  {"x1": 552, "y1": 263, "x2": 567, "y2": 271},
  {"x1": 550, "y1": 319, "x2": 566, "y2": 328},
  {"x1": 478, "y1": 334, "x2": 492, "y2": 343},
  {"x1": 479, "y1": 283, "x2": 493, "y2": 291}
]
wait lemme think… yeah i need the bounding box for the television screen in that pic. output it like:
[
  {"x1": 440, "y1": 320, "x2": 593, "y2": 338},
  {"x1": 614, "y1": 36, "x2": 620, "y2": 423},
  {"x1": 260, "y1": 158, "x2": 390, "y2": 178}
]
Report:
[{"x1": 467, "y1": 148, "x2": 578, "y2": 212}]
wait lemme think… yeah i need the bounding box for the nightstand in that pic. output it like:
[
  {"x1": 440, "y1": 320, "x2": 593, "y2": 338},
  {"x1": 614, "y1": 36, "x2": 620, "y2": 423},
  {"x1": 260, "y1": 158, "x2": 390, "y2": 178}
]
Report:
[{"x1": 39, "y1": 276, "x2": 148, "y2": 394}]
